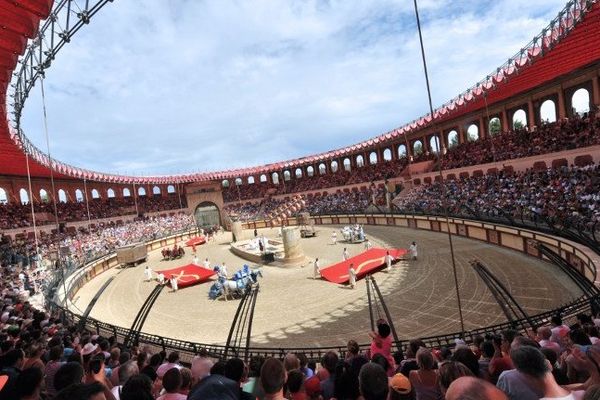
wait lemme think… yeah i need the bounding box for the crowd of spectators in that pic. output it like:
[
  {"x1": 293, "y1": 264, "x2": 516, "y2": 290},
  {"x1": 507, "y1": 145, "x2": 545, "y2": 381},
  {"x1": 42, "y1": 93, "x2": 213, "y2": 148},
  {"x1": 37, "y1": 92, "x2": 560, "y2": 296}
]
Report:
[
  {"x1": 0, "y1": 213, "x2": 196, "y2": 282},
  {"x1": 0, "y1": 196, "x2": 186, "y2": 230},
  {"x1": 396, "y1": 163, "x2": 600, "y2": 230},
  {"x1": 440, "y1": 113, "x2": 600, "y2": 170},
  {"x1": 3, "y1": 289, "x2": 600, "y2": 400}
]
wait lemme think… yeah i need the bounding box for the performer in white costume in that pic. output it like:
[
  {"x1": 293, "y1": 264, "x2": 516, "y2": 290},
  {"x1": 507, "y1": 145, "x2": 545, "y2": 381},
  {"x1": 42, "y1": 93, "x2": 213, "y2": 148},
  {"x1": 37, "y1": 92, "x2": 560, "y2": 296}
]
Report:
[
  {"x1": 158, "y1": 272, "x2": 165, "y2": 285},
  {"x1": 170, "y1": 274, "x2": 179, "y2": 291},
  {"x1": 144, "y1": 266, "x2": 153, "y2": 281},
  {"x1": 313, "y1": 258, "x2": 321, "y2": 279},
  {"x1": 343, "y1": 248, "x2": 350, "y2": 261},
  {"x1": 409, "y1": 242, "x2": 418, "y2": 260},
  {"x1": 385, "y1": 251, "x2": 393, "y2": 272},
  {"x1": 204, "y1": 258, "x2": 210, "y2": 269},
  {"x1": 348, "y1": 263, "x2": 357, "y2": 289},
  {"x1": 331, "y1": 232, "x2": 337, "y2": 245}
]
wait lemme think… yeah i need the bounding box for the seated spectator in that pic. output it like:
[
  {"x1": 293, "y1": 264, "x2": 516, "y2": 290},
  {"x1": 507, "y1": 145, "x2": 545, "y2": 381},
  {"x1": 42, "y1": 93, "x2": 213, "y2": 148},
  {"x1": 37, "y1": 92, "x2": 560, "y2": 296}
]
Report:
[
  {"x1": 359, "y1": 362, "x2": 389, "y2": 400},
  {"x1": 119, "y1": 374, "x2": 154, "y2": 400},
  {"x1": 54, "y1": 382, "x2": 107, "y2": 400},
  {"x1": 438, "y1": 361, "x2": 474, "y2": 395},
  {"x1": 389, "y1": 372, "x2": 414, "y2": 400},
  {"x1": 446, "y1": 376, "x2": 508, "y2": 400},
  {"x1": 224, "y1": 358, "x2": 252, "y2": 400},
  {"x1": 408, "y1": 347, "x2": 442, "y2": 400},
  {"x1": 111, "y1": 361, "x2": 138, "y2": 400},
  {"x1": 157, "y1": 367, "x2": 186, "y2": 400},
  {"x1": 54, "y1": 362, "x2": 85, "y2": 393},
  {"x1": 260, "y1": 357, "x2": 287, "y2": 400},
  {"x1": 286, "y1": 369, "x2": 307, "y2": 400},
  {"x1": 15, "y1": 367, "x2": 43, "y2": 400},
  {"x1": 319, "y1": 351, "x2": 339, "y2": 399}
]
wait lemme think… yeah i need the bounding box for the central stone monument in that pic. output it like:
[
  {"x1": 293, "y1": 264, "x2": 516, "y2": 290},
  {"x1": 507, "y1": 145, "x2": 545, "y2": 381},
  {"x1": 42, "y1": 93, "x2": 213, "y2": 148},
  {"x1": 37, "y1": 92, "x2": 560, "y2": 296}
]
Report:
[{"x1": 281, "y1": 226, "x2": 305, "y2": 264}]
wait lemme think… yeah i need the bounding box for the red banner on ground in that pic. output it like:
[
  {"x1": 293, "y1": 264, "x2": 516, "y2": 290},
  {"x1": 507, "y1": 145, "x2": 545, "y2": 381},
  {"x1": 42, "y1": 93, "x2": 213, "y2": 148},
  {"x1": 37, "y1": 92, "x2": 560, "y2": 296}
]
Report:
[
  {"x1": 320, "y1": 248, "x2": 408, "y2": 284},
  {"x1": 157, "y1": 264, "x2": 215, "y2": 288}
]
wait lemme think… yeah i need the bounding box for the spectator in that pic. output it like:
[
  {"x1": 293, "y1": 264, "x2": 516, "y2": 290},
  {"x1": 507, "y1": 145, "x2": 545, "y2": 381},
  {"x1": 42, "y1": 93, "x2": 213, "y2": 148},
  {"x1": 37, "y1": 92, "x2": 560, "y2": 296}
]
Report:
[
  {"x1": 224, "y1": 358, "x2": 253, "y2": 400},
  {"x1": 157, "y1": 367, "x2": 186, "y2": 400},
  {"x1": 260, "y1": 357, "x2": 287, "y2": 400},
  {"x1": 445, "y1": 376, "x2": 508, "y2": 400},
  {"x1": 359, "y1": 362, "x2": 389, "y2": 400},
  {"x1": 408, "y1": 347, "x2": 442, "y2": 400}
]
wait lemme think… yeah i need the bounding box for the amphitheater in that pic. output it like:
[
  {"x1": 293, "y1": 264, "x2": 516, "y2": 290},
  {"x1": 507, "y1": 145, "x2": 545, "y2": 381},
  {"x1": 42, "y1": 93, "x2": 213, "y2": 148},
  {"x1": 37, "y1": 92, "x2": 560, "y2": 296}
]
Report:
[{"x1": 2, "y1": 1, "x2": 600, "y2": 399}]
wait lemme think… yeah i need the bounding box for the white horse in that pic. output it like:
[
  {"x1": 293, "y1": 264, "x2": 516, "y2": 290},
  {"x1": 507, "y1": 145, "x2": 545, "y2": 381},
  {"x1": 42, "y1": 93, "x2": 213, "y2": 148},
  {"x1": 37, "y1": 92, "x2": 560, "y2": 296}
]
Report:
[{"x1": 209, "y1": 269, "x2": 263, "y2": 300}]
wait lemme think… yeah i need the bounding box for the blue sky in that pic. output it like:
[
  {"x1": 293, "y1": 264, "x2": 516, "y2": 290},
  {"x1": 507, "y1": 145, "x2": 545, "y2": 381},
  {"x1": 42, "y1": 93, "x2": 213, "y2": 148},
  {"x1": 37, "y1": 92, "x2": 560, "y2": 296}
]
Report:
[{"x1": 18, "y1": 0, "x2": 567, "y2": 176}]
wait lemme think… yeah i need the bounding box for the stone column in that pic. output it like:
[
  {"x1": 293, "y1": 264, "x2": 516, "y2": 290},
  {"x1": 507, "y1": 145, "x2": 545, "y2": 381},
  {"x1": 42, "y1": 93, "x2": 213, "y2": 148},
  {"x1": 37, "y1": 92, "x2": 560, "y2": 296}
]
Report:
[
  {"x1": 528, "y1": 98, "x2": 536, "y2": 130},
  {"x1": 231, "y1": 221, "x2": 244, "y2": 242},
  {"x1": 592, "y1": 74, "x2": 600, "y2": 107},
  {"x1": 557, "y1": 86, "x2": 566, "y2": 119},
  {"x1": 282, "y1": 227, "x2": 304, "y2": 264}
]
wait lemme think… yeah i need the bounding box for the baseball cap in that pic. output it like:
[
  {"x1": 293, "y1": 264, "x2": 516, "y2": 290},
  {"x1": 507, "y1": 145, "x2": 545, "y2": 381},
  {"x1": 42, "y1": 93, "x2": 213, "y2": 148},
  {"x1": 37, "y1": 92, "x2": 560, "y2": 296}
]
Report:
[{"x1": 390, "y1": 373, "x2": 411, "y2": 394}]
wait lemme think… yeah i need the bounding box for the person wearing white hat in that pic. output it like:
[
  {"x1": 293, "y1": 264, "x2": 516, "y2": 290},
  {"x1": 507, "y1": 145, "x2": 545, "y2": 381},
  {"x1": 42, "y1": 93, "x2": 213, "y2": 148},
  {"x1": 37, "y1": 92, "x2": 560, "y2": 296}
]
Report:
[{"x1": 81, "y1": 342, "x2": 98, "y2": 357}]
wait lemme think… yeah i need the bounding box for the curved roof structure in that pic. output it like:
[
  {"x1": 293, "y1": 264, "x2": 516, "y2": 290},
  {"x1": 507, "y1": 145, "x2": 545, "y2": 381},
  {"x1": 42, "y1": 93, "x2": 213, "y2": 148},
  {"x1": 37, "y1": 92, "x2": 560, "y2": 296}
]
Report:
[{"x1": 0, "y1": 0, "x2": 599, "y2": 184}]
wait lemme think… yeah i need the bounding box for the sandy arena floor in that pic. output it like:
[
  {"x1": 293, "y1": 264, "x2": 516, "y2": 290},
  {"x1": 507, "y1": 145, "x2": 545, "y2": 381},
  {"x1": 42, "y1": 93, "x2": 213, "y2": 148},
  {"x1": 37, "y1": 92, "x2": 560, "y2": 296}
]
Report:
[{"x1": 72, "y1": 225, "x2": 583, "y2": 348}]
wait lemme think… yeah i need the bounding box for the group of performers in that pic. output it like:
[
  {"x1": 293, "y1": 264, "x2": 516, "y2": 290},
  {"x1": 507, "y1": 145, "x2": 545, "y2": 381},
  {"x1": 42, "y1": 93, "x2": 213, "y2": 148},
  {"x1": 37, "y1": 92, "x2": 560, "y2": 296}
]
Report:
[
  {"x1": 161, "y1": 243, "x2": 185, "y2": 260},
  {"x1": 338, "y1": 224, "x2": 366, "y2": 243}
]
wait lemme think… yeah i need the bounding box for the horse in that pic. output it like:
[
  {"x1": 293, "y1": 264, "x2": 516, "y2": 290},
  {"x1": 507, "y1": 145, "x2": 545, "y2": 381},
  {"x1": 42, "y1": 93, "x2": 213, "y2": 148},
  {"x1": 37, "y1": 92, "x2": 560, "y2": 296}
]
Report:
[{"x1": 208, "y1": 268, "x2": 262, "y2": 300}]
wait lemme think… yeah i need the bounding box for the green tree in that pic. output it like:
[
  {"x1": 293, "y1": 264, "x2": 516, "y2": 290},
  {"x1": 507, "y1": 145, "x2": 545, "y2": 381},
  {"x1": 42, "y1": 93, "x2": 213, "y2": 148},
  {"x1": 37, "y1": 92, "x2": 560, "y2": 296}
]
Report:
[
  {"x1": 413, "y1": 142, "x2": 423, "y2": 155},
  {"x1": 513, "y1": 120, "x2": 524, "y2": 130},
  {"x1": 489, "y1": 118, "x2": 501, "y2": 135}
]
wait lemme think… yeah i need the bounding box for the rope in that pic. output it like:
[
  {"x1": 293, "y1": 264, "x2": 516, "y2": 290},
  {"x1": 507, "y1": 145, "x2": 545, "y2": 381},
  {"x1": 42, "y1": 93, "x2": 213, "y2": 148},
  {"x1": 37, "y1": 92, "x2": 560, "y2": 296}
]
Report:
[
  {"x1": 83, "y1": 178, "x2": 92, "y2": 227},
  {"x1": 24, "y1": 150, "x2": 40, "y2": 263},
  {"x1": 412, "y1": 0, "x2": 465, "y2": 334},
  {"x1": 40, "y1": 77, "x2": 61, "y2": 232}
]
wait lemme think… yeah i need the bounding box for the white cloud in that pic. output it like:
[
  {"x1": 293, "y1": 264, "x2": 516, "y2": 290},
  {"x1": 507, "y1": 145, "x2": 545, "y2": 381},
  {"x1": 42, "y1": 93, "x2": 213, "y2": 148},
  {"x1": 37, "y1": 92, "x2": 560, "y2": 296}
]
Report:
[{"x1": 19, "y1": 0, "x2": 567, "y2": 176}]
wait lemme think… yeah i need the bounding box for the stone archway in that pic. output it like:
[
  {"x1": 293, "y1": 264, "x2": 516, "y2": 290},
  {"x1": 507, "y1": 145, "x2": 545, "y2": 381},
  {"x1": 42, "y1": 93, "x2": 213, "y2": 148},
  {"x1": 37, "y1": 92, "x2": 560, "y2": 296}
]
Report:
[{"x1": 194, "y1": 201, "x2": 221, "y2": 229}]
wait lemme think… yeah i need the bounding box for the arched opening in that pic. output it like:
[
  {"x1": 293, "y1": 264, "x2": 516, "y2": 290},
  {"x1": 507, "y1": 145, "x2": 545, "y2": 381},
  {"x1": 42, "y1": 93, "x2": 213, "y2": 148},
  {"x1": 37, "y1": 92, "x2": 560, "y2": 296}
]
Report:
[
  {"x1": 318, "y1": 163, "x2": 326, "y2": 175},
  {"x1": 272, "y1": 172, "x2": 280, "y2": 184},
  {"x1": 467, "y1": 124, "x2": 479, "y2": 141},
  {"x1": 572, "y1": 88, "x2": 590, "y2": 115},
  {"x1": 235, "y1": 178, "x2": 243, "y2": 186},
  {"x1": 260, "y1": 174, "x2": 267, "y2": 183},
  {"x1": 107, "y1": 188, "x2": 116, "y2": 198},
  {"x1": 429, "y1": 136, "x2": 440, "y2": 153},
  {"x1": 383, "y1": 148, "x2": 392, "y2": 161},
  {"x1": 369, "y1": 151, "x2": 378, "y2": 165},
  {"x1": 39, "y1": 189, "x2": 49, "y2": 203},
  {"x1": 331, "y1": 160, "x2": 338, "y2": 172},
  {"x1": 0, "y1": 188, "x2": 7, "y2": 204},
  {"x1": 540, "y1": 100, "x2": 557, "y2": 124},
  {"x1": 398, "y1": 144, "x2": 407, "y2": 158},
  {"x1": 247, "y1": 176, "x2": 255, "y2": 184},
  {"x1": 194, "y1": 202, "x2": 221, "y2": 229},
  {"x1": 19, "y1": 188, "x2": 29, "y2": 204},
  {"x1": 138, "y1": 187, "x2": 146, "y2": 197},
  {"x1": 412, "y1": 140, "x2": 423, "y2": 156},
  {"x1": 222, "y1": 180, "x2": 230, "y2": 188},
  {"x1": 152, "y1": 186, "x2": 161, "y2": 195},
  {"x1": 307, "y1": 166, "x2": 315, "y2": 177},
  {"x1": 295, "y1": 168, "x2": 303, "y2": 179},
  {"x1": 91, "y1": 189, "x2": 100, "y2": 199},
  {"x1": 447, "y1": 130, "x2": 459, "y2": 148},
  {"x1": 283, "y1": 171, "x2": 291, "y2": 181},
  {"x1": 343, "y1": 158, "x2": 351, "y2": 171},
  {"x1": 75, "y1": 189, "x2": 84, "y2": 202},
  {"x1": 356, "y1": 155, "x2": 364, "y2": 167},
  {"x1": 489, "y1": 117, "x2": 501, "y2": 135},
  {"x1": 123, "y1": 188, "x2": 131, "y2": 197},
  {"x1": 58, "y1": 189, "x2": 67, "y2": 203},
  {"x1": 167, "y1": 185, "x2": 176, "y2": 193},
  {"x1": 512, "y1": 109, "x2": 527, "y2": 129}
]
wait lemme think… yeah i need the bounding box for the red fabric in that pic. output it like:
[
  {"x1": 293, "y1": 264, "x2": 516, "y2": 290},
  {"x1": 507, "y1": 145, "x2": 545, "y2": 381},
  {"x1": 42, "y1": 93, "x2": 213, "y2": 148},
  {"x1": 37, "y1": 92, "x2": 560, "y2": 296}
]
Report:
[
  {"x1": 320, "y1": 248, "x2": 407, "y2": 284},
  {"x1": 185, "y1": 236, "x2": 206, "y2": 247},
  {"x1": 157, "y1": 264, "x2": 215, "y2": 288}
]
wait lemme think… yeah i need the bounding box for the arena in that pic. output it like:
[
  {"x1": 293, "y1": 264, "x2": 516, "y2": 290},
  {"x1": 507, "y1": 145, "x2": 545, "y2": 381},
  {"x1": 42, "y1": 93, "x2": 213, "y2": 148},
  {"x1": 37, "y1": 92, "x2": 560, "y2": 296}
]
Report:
[
  {"x1": 1, "y1": 1, "x2": 600, "y2": 400},
  {"x1": 73, "y1": 225, "x2": 582, "y2": 348}
]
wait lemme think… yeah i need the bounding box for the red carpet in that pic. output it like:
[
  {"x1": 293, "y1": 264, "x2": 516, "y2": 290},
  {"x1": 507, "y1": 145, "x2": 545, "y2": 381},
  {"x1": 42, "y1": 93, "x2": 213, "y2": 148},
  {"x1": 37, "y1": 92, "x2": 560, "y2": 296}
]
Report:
[
  {"x1": 320, "y1": 248, "x2": 408, "y2": 284},
  {"x1": 185, "y1": 236, "x2": 206, "y2": 247},
  {"x1": 157, "y1": 264, "x2": 215, "y2": 288}
]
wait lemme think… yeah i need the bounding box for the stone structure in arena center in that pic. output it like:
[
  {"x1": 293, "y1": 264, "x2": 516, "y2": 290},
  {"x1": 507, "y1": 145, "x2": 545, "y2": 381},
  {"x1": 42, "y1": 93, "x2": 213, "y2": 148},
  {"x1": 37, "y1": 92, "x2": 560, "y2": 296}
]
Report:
[
  {"x1": 231, "y1": 221, "x2": 244, "y2": 242},
  {"x1": 282, "y1": 226, "x2": 305, "y2": 264}
]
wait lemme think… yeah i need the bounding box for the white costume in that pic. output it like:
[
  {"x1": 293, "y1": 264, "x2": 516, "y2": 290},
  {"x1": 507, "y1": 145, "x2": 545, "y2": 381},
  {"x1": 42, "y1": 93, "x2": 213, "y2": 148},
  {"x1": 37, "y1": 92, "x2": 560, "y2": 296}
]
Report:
[
  {"x1": 220, "y1": 263, "x2": 228, "y2": 278},
  {"x1": 343, "y1": 249, "x2": 350, "y2": 261},
  {"x1": 348, "y1": 266, "x2": 357, "y2": 289},
  {"x1": 364, "y1": 240, "x2": 372, "y2": 250},
  {"x1": 158, "y1": 273, "x2": 165, "y2": 285},
  {"x1": 409, "y1": 243, "x2": 418, "y2": 260},
  {"x1": 385, "y1": 253, "x2": 393, "y2": 271},
  {"x1": 144, "y1": 267, "x2": 152, "y2": 281},
  {"x1": 313, "y1": 259, "x2": 321, "y2": 279},
  {"x1": 204, "y1": 258, "x2": 210, "y2": 269},
  {"x1": 193, "y1": 255, "x2": 199, "y2": 266},
  {"x1": 331, "y1": 232, "x2": 337, "y2": 245},
  {"x1": 171, "y1": 276, "x2": 179, "y2": 291}
]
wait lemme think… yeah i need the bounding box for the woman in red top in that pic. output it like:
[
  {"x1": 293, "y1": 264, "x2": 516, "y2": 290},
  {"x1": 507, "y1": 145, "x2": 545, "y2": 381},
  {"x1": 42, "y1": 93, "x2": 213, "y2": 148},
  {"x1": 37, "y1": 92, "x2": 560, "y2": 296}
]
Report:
[{"x1": 369, "y1": 319, "x2": 395, "y2": 375}]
